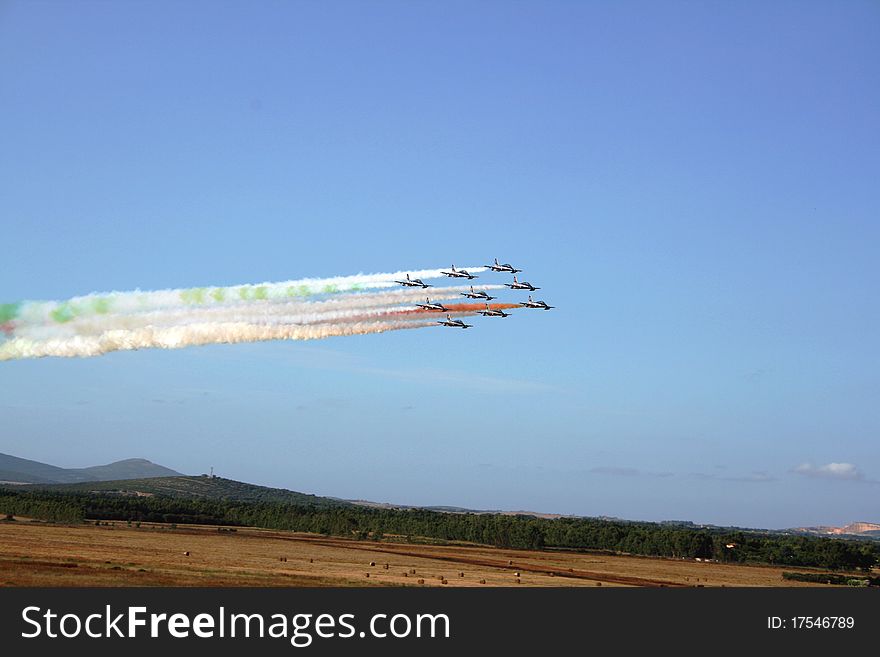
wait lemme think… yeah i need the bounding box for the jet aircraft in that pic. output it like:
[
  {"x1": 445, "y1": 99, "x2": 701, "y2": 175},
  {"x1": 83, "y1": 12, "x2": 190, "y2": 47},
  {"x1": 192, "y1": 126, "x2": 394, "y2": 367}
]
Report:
[
  {"x1": 504, "y1": 276, "x2": 540, "y2": 291},
  {"x1": 461, "y1": 286, "x2": 495, "y2": 300},
  {"x1": 438, "y1": 314, "x2": 472, "y2": 328},
  {"x1": 519, "y1": 295, "x2": 553, "y2": 310},
  {"x1": 485, "y1": 258, "x2": 521, "y2": 273},
  {"x1": 477, "y1": 303, "x2": 510, "y2": 317},
  {"x1": 441, "y1": 265, "x2": 477, "y2": 280},
  {"x1": 395, "y1": 273, "x2": 430, "y2": 288},
  {"x1": 415, "y1": 298, "x2": 448, "y2": 312}
]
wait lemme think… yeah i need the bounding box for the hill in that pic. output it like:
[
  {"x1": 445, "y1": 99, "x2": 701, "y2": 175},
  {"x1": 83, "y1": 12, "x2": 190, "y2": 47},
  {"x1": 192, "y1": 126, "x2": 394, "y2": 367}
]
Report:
[
  {"x1": 789, "y1": 522, "x2": 880, "y2": 539},
  {"x1": 0, "y1": 453, "x2": 96, "y2": 484},
  {"x1": 74, "y1": 458, "x2": 180, "y2": 481},
  {"x1": 0, "y1": 452, "x2": 181, "y2": 484},
  {"x1": 24, "y1": 475, "x2": 349, "y2": 509}
]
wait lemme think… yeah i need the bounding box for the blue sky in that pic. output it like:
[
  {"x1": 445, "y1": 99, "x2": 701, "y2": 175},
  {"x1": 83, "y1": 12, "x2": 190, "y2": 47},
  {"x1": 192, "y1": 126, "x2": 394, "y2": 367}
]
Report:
[{"x1": 1, "y1": 1, "x2": 877, "y2": 528}]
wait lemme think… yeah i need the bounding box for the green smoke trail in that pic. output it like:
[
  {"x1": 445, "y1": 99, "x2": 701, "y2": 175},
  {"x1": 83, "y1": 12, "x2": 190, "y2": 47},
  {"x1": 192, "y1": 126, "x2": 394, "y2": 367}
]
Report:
[{"x1": 0, "y1": 302, "x2": 21, "y2": 323}]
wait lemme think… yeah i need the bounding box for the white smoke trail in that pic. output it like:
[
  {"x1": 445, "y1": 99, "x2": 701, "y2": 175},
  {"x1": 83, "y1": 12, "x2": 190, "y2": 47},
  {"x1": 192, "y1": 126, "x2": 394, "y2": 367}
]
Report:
[
  {"x1": 1, "y1": 268, "x2": 507, "y2": 359},
  {"x1": 0, "y1": 319, "x2": 437, "y2": 360},
  {"x1": 13, "y1": 266, "x2": 490, "y2": 325}
]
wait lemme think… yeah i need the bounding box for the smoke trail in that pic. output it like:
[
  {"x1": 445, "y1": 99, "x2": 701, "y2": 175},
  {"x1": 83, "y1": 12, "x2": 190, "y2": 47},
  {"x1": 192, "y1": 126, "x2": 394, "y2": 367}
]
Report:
[
  {"x1": 7, "y1": 286, "x2": 504, "y2": 339},
  {"x1": 0, "y1": 268, "x2": 509, "y2": 360},
  {"x1": 0, "y1": 319, "x2": 436, "y2": 360},
  {"x1": 6, "y1": 266, "x2": 489, "y2": 326},
  {"x1": 436, "y1": 303, "x2": 520, "y2": 313}
]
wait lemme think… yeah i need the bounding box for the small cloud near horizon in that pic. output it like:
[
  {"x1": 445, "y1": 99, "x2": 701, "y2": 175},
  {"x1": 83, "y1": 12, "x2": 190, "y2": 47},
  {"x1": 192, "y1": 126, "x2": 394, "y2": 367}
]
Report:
[{"x1": 792, "y1": 462, "x2": 863, "y2": 481}]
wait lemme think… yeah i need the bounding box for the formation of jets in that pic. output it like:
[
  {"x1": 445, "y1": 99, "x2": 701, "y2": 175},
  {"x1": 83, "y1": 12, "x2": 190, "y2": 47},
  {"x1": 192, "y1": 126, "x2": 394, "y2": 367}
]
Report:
[{"x1": 397, "y1": 258, "x2": 553, "y2": 329}]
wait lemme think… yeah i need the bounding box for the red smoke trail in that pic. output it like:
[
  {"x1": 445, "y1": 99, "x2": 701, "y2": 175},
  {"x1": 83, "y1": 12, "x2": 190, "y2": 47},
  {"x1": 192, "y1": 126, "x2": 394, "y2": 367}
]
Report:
[
  {"x1": 439, "y1": 303, "x2": 519, "y2": 312},
  {"x1": 0, "y1": 322, "x2": 14, "y2": 336},
  {"x1": 391, "y1": 302, "x2": 521, "y2": 317}
]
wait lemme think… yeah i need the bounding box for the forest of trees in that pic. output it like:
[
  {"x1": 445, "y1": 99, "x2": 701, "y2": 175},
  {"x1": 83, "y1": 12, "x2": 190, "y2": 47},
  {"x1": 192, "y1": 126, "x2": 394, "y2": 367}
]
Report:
[{"x1": 2, "y1": 487, "x2": 877, "y2": 571}]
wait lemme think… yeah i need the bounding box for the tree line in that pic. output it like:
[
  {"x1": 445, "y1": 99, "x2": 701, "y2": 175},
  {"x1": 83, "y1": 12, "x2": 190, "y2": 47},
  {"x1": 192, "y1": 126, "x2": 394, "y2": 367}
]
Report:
[{"x1": 1, "y1": 488, "x2": 876, "y2": 571}]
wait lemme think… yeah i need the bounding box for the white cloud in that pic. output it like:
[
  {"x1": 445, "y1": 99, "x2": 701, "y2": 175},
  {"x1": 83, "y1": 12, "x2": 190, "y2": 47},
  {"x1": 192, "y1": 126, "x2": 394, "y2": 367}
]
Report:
[{"x1": 792, "y1": 462, "x2": 863, "y2": 481}]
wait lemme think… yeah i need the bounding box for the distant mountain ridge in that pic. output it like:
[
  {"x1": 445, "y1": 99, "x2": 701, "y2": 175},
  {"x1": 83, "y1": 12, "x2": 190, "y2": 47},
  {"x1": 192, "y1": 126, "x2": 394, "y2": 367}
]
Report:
[
  {"x1": 17, "y1": 475, "x2": 349, "y2": 509},
  {"x1": 0, "y1": 453, "x2": 181, "y2": 484},
  {"x1": 348, "y1": 499, "x2": 568, "y2": 519}
]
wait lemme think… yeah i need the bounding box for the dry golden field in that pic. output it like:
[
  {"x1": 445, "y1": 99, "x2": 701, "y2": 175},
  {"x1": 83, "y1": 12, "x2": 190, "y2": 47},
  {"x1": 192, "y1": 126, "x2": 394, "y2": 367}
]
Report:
[{"x1": 0, "y1": 519, "x2": 847, "y2": 587}]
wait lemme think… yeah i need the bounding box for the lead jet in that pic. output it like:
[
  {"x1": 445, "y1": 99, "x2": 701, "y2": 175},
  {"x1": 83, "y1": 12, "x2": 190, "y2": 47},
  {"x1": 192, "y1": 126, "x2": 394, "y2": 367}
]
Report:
[
  {"x1": 485, "y1": 257, "x2": 521, "y2": 273},
  {"x1": 395, "y1": 273, "x2": 431, "y2": 289},
  {"x1": 504, "y1": 275, "x2": 540, "y2": 291},
  {"x1": 438, "y1": 314, "x2": 472, "y2": 329},
  {"x1": 416, "y1": 298, "x2": 448, "y2": 312},
  {"x1": 519, "y1": 295, "x2": 554, "y2": 310},
  {"x1": 477, "y1": 303, "x2": 510, "y2": 317},
  {"x1": 460, "y1": 286, "x2": 496, "y2": 301},
  {"x1": 441, "y1": 264, "x2": 477, "y2": 280}
]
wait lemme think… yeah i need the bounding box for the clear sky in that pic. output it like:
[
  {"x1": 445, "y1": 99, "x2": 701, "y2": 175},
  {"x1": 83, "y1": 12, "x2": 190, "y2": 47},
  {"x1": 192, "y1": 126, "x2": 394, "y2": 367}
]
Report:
[{"x1": 1, "y1": 1, "x2": 877, "y2": 528}]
